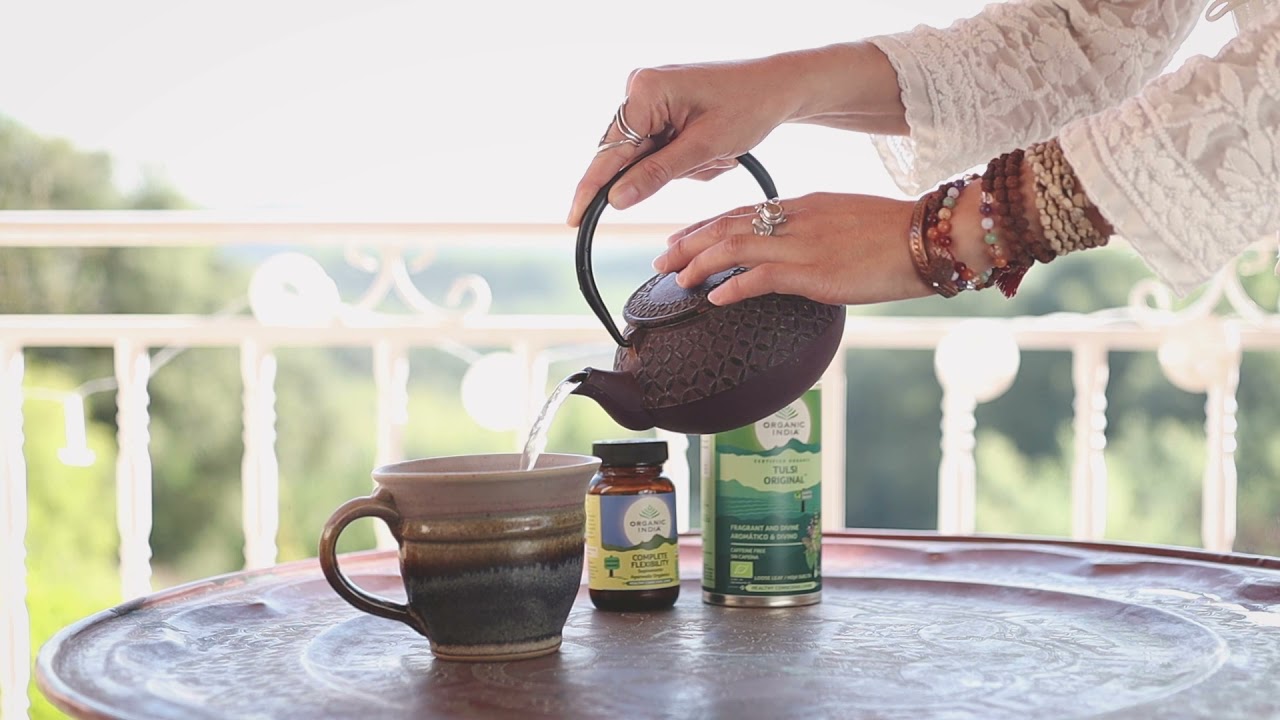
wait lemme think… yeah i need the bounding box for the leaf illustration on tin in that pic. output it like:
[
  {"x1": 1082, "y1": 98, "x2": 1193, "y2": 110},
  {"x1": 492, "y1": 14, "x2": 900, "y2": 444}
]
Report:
[{"x1": 774, "y1": 406, "x2": 799, "y2": 421}]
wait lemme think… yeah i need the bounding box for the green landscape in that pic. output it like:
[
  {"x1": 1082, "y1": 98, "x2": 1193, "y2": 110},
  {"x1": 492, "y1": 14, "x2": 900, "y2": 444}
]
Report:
[{"x1": 4, "y1": 115, "x2": 1279, "y2": 718}]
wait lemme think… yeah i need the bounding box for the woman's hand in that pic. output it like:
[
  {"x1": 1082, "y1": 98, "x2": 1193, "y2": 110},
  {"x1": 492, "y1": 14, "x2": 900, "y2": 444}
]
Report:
[
  {"x1": 650, "y1": 193, "x2": 932, "y2": 306},
  {"x1": 567, "y1": 43, "x2": 907, "y2": 227},
  {"x1": 566, "y1": 57, "x2": 799, "y2": 227}
]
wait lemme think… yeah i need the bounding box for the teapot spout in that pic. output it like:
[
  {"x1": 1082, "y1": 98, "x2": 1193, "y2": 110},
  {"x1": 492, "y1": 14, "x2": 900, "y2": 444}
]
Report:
[{"x1": 570, "y1": 368, "x2": 655, "y2": 431}]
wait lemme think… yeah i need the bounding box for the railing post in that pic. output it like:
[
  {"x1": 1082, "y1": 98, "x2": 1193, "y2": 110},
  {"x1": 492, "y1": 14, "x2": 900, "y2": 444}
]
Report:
[
  {"x1": 373, "y1": 340, "x2": 409, "y2": 467},
  {"x1": 0, "y1": 345, "x2": 29, "y2": 720},
  {"x1": 240, "y1": 340, "x2": 279, "y2": 569},
  {"x1": 1202, "y1": 327, "x2": 1242, "y2": 553},
  {"x1": 1071, "y1": 343, "x2": 1110, "y2": 540},
  {"x1": 114, "y1": 341, "x2": 153, "y2": 600},
  {"x1": 513, "y1": 341, "x2": 540, "y2": 452},
  {"x1": 937, "y1": 390, "x2": 978, "y2": 535},
  {"x1": 820, "y1": 353, "x2": 848, "y2": 532},
  {"x1": 372, "y1": 340, "x2": 409, "y2": 551},
  {"x1": 1157, "y1": 319, "x2": 1243, "y2": 553},
  {"x1": 935, "y1": 322, "x2": 1020, "y2": 535}
]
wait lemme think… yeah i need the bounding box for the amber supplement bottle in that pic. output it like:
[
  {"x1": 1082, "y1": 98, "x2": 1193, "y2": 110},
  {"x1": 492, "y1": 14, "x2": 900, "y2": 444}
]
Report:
[{"x1": 585, "y1": 439, "x2": 680, "y2": 611}]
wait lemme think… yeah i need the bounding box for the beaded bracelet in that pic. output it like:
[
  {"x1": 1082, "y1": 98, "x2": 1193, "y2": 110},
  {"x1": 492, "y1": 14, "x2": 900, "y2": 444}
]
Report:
[
  {"x1": 908, "y1": 190, "x2": 947, "y2": 296},
  {"x1": 926, "y1": 174, "x2": 1026, "y2": 295},
  {"x1": 926, "y1": 178, "x2": 983, "y2": 292},
  {"x1": 910, "y1": 167, "x2": 1044, "y2": 299},
  {"x1": 1027, "y1": 139, "x2": 1108, "y2": 255},
  {"x1": 981, "y1": 148, "x2": 1038, "y2": 297},
  {"x1": 909, "y1": 186, "x2": 960, "y2": 297},
  {"x1": 1050, "y1": 139, "x2": 1107, "y2": 251}
]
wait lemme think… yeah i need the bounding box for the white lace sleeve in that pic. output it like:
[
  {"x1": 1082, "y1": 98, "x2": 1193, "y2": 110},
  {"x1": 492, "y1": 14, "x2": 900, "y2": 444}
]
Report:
[
  {"x1": 1059, "y1": 7, "x2": 1280, "y2": 294},
  {"x1": 867, "y1": 0, "x2": 1205, "y2": 193}
]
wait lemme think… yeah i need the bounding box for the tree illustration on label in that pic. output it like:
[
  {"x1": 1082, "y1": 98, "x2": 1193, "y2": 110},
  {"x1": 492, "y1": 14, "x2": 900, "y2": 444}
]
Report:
[
  {"x1": 604, "y1": 555, "x2": 620, "y2": 577},
  {"x1": 801, "y1": 514, "x2": 821, "y2": 572}
]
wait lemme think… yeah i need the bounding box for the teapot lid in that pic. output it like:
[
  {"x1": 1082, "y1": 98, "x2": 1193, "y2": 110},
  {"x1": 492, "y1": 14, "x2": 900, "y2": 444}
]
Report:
[{"x1": 623, "y1": 268, "x2": 743, "y2": 327}]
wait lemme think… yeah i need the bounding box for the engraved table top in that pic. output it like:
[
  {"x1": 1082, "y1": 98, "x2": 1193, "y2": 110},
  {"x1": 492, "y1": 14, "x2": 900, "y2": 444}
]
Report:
[{"x1": 37, "y1": 533, "x2": 1280, "y2": 719}]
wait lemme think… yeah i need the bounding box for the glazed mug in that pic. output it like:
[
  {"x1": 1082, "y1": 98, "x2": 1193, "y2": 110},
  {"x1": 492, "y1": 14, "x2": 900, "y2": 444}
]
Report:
[{"x1": 319, "y1": 452, "x2": 600, "y2": 662}]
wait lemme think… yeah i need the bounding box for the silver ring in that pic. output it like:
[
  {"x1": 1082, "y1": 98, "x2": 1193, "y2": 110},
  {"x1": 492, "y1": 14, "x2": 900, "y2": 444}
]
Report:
[
  {"x1": 615, "y1": 102, "x2": 647, "y2": 145},
  {"x1": 596, "y1": 138, "x2": 639, "y2": 154},
  {"x1": 756, "y1": 198, "x2": 787, "y2": 226},
  {"x1": 751, "y1": 217, "x2": 775, "y2": 236}
]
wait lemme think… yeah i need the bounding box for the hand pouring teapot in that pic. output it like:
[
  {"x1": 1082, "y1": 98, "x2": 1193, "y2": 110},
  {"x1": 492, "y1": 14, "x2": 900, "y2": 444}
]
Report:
[{"x1": 571, "y1": 153, "x2": 845, "y2": 435}]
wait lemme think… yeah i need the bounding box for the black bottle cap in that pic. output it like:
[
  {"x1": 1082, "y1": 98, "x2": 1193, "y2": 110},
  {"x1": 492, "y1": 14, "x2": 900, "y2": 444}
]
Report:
[{"x1": 592, "y1": 438, "x2": 668, "y2": 467}]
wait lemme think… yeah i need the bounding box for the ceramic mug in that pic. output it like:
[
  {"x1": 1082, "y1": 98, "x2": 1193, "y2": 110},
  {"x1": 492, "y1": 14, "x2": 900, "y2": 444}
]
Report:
[{"x1": 319, "y1": 453, "x2": 600, "y2": 662}]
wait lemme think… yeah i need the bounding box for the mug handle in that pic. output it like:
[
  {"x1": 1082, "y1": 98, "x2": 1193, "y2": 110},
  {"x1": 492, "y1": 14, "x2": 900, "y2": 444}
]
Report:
[{"x1": 318, "y1": 490, "x2": 421, "y2": 633}]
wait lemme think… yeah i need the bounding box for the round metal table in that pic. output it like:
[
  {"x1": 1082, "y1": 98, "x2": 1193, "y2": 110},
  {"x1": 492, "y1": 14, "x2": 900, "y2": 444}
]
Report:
[{"x1": 37, "y1": 533, "x2": 1280, "y2": 719}]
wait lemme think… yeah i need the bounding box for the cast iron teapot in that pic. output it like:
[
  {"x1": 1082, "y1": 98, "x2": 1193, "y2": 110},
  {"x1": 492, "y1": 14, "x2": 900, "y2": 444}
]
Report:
[{"x1": 571, "y1": 153, "x2": 846, "y2": 434}]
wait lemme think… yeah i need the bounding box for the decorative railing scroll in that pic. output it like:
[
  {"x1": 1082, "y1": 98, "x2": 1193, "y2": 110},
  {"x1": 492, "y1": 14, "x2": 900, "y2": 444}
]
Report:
[
  {"x1": 342, "y1": 245, "x2": 492, "y2": 318},
  {"x1": 247, "y1": 247, "x2": 493, "y2": 327}
]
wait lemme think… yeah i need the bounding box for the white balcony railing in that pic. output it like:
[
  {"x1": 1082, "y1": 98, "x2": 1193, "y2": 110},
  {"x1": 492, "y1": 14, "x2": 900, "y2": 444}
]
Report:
[{"x1": 1, "y1": 212, "x2": 1277, "y2": 720}]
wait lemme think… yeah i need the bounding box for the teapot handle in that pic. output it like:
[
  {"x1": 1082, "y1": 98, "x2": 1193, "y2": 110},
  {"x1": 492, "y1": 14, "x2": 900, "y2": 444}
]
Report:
[{"x1": 575, "y1": 152, "x2": 779, "y2": 348}]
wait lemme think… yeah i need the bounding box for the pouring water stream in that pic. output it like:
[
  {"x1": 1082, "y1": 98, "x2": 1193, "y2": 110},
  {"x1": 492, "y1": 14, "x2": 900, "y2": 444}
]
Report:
[{"x1": 520, "y1": 372, "x2": 587, "y2": 471}]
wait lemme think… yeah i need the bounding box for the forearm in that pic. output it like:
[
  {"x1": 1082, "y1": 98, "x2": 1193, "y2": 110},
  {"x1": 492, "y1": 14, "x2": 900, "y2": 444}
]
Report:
[{"x1": 774, "y1": 42, "x2": 908, "y2": 136}]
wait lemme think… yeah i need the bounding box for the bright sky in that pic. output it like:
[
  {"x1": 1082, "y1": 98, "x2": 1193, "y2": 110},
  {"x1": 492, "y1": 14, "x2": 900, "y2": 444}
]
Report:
[{"x1": 0, "y1": 1, "x2": 1237, "y2": 221}]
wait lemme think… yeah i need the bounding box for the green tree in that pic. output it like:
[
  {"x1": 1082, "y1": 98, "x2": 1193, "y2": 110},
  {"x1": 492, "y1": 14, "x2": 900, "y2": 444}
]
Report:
[
  {"x1": 975, "y1": 431, "x2": 1072, "y2": 537},
  {"x1": 0, "y1": 117, "x2": 393, "y2": 714},
  {"x1": 0, "y1": 116, "x2": 118, "y2": 209}
]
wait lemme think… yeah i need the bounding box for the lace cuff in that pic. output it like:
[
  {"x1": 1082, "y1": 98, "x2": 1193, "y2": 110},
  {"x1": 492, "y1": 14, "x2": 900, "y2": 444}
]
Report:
[
  {"x1": 1059, "y1": 7, "x2": 1280, "y2": 295},
  {"x1": 866, "y1": 0, "x2": 1202, "y2": 194},
  {"x1": 866, "y1": 33, "x2": 953, "y2": 195},
  {"x1": 1060, "y1": 128, "x2": 1219, "y2": 295}
]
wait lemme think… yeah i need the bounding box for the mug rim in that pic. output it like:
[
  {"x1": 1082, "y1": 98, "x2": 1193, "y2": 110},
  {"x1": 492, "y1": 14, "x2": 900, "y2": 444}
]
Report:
[{"x1": 373, "y1": 452, "x2": 600, "y2": 482}]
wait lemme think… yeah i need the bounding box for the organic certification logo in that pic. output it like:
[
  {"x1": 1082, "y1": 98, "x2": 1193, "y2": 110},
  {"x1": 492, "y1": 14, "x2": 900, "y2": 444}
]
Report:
[
  {"x1": 754, "y1": 398, "x2": 812, "y2": 449},
  {"x1": 622, "y1": 497, "x2": 672, "y2": 547}
]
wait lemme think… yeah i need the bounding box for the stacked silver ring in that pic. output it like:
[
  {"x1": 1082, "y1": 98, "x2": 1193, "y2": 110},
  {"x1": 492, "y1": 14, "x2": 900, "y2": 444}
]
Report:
[
  {"x1": 597, "y1": 102, "x2": 648, "y2": 154},
  {"x1": 752, "y1": 198, "x2": 787, "y2": 236},
  {"x1": 615, "y1": 104, "x2": 646, "y2": 145}
]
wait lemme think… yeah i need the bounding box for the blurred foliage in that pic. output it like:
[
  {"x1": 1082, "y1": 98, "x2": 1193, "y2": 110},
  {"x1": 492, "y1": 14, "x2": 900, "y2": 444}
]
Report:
[
  {"x1": 21, "y1": 366, "x2": 120, "y2": 718},
  {"x1": 2, "y1": 115, "x2": 1279, "y2": 718}
]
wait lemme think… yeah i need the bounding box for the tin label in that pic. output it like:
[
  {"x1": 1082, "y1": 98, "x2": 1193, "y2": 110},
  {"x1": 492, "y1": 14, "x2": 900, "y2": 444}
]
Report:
[
  {"x1": 703, "y1": 388, "x2": 822, "y2": 597},
  {"x1": 585, "y1": 492, "x2": 679, "y2": 591}
]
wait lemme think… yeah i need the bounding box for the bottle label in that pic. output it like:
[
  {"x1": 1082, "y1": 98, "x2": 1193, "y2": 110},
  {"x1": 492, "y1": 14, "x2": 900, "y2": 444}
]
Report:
[
  {"x1": 703, "y1": 387, "x2": 822, "y2": 597},
  {"x1": 585, "y1": 492, "x2": 679, "y2": 591}
]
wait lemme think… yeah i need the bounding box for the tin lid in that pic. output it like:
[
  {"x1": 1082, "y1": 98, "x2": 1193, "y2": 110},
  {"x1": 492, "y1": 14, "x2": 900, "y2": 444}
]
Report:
[{"x1": 592, "y1": 438, "x2": 668, "y2": 467}]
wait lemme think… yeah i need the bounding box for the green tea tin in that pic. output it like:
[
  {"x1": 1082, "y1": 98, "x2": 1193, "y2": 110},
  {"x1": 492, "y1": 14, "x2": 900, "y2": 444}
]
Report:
[{"x1": 701, "y1": 387, "x2": 822, "y2": 607}]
